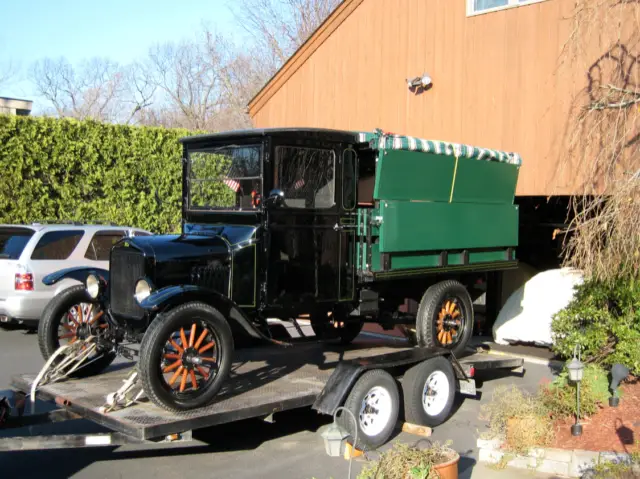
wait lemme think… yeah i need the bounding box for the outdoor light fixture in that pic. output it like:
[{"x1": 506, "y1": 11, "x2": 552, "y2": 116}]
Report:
[
  {"x1": 609, "y1": 363, "x2": 630, "y2": 407},
  {"x1": 566, "y1": 345, "x2": 585, "y2": 436},
  {"x1": 406, "y1": 73, "x2": 433, "y2": 90},
  {"x1": 320, "y1": 406, "x2": 358, "y2": 479}
]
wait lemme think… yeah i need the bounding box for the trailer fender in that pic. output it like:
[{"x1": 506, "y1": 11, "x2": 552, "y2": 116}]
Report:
[
  {"x1": 42, "y1": 267, "x2": 109, "y2": 287},
  {"x1": 139, "y1": 285, "x2": 262, "y2": 340},
  {"x1": 312, "y1": 347, "x2": 451, "y2": 416}
]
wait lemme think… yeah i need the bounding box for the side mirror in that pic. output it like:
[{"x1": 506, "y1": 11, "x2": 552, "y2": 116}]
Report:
[{"x1": 265, "y1": 189, "x2": 285, "y2": 209}]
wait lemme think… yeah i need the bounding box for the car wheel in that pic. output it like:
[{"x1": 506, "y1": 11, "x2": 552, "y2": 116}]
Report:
[
  {"x1": 402, "y1": 357, "x2": 456, "y2": 427},
  {"x1": 138, "y1": 302, "x2": 234, "y2": 412},
  {"x1": 311, "y1": 311, "x2": 363, "y2": 345},
  {"x1": 416, "y1": 280, "x2": 473, "y2": 357},
  {"x1": 338, "y1": 369, "x2": 400, "y2": 450},
  {"x1": 38, "y1": 285, "x2": 116, "y2": 378}
]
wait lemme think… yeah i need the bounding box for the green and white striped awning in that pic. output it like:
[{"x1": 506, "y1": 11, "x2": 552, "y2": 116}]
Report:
[{"x1": 356, "y1": 129, "x2": 522, "y2": 166}]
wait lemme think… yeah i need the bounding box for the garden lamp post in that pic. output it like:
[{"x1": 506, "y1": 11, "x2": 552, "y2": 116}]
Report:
[
  {"x1": 566, "y1": 345, "x2": 584, "y2": 437},
  {"x1": 609, "y1": 363, "x2": 629, "y2": 407},
  {"x1": 320, "y1": 406, "x2": 358, "y2": 479}
]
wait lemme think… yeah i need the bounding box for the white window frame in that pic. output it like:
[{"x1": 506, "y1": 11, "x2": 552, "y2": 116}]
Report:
[{"x1": 466, "y1": 0, "x2": 549, "y2": 17}]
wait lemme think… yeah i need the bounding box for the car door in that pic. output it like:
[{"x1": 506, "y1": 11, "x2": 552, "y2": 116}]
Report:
[{"x1": 267, "y1": 141, "x2": 342, "y2": 307}]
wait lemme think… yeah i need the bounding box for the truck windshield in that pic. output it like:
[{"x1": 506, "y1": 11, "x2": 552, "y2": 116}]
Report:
[{"x1": 187, "y1": 144, "x2": 262, "y2": 210}]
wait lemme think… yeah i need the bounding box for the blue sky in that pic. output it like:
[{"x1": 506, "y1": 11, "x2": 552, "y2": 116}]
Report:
[{"x1": 0, "y1": 0, "x2": 239, "y2": 101}]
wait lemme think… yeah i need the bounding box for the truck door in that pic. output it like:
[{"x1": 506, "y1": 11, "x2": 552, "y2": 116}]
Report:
[
  {"x1": 338, "y1": 147, "x2": 358, "y2": 302},
  {"x1": 267, "y1": 142, "x2": 342, "y2": 307}
]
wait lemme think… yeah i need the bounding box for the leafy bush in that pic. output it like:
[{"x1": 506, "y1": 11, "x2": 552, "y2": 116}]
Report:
[
  {"x1": 551, "y1": 279, "x2": 640, "y2": 375},
  {"x1": 356, "y1": 441, "x2": 456, "y2": 479},
  {"x1": 479, "y1": 386, "x2": 553, "y2": 454},
  {"x1": 540, "y1": 363, "x2": 611, "y2": 418},
  {"x1": 0, "y1": 115, "x2": 215, "y2": 233}
]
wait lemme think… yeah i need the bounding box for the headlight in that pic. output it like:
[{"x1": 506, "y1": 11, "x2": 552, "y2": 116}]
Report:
[
  {"x1": 86, "y1": 274, "x2": 101, "y2": 299},
  {"x1": 134, "y1": 278, "x2": 153, "y2": 304}
]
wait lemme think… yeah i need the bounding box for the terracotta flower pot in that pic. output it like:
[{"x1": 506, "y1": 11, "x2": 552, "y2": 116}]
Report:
[{"x1": 432, "y1": 450, "x2": 460, "y2": 479}]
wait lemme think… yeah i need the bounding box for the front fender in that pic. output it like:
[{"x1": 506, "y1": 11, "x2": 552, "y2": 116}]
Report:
[
  {"x1": 42, "y1": 267, "x2": 109, "y2": 286},
  {"x1": 140, "y1": 285, "x2": 262, "y2": 340}
]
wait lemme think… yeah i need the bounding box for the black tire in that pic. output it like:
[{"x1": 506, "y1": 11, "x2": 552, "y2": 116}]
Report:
[
  {"x1": 416, "y1": 280, "x2": 473, "y2": 357},
  {"x1": 338, "y1": 369, "x2": 400, "y2": 450},
  {"x1": 37, "y1": 285, "x2": 116, "y2": 378},
  {"x1": 311, "y1": 311, "x2": 363, "y2": 345},
  {"x1": 138, "y1": 302, "x2": 233, "y2": 412},
  {"x1": 402, "y1": 357, "x2": 456, "y2": 427}
]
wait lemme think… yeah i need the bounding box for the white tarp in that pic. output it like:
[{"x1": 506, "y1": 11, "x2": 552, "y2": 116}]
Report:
[{"x1": 493, "y1": 268, "x2": 584, "y2": 347}]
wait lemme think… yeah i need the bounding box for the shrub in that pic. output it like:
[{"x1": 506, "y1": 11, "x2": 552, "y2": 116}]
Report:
[
  {"x1": 540, "y1": 363, "x2": 611, "y2": 418},
  {"x1": 0, "y1": 115, "x2": 215, "y2": 233},
  {"x1": 551, "y1": 278, "x2": 640, "y2": 375},
  {"x1": 356, "y1": 441, "x2": 456, "y2": 479},
  {"x1": 479, "y1": 386, "x2": 553, "y2": 454}
]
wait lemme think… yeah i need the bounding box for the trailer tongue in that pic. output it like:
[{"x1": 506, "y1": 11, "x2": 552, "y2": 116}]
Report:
[{"x1": 3, "y1": 338, "x2": 523, "y2": 452}]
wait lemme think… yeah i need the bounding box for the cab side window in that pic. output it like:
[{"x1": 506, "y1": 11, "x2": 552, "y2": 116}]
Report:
[{"x1": 274, "y1": 146, "x2": 335, "y2": 209}]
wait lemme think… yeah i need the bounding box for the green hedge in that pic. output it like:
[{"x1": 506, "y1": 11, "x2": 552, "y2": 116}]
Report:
[{"x1": 0, "y1": 115, "x2": 203, "y2": 233}]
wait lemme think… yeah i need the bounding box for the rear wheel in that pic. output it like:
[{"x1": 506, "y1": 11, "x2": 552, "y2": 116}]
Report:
[
  {"x1": 138, "y1": 302, "x2": 233, "y2": 412},
  {"x1": 402, "y1": 357, "x2": 456, "y2": 427},
  {"x1": 311, "y1": 311, "x2": 363, "y2": 345},
  {"x1": 416, "y1": 281, "x2": 473, "y2": 357},
  {"x1": 38, "y1": 285, "x2": 116, "y2": 377}
]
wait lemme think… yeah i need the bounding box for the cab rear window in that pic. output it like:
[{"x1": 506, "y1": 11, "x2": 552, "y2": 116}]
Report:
[
  {"x1": 31, "y1": 231, "x2": 84, "y2": 260},
  {"x1": 0, "y1": 228, "x2": 35, "y2": 260}
]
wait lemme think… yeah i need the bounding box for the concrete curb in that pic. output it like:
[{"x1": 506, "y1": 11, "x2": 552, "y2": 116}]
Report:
[
  {"x1": 481, "y1": 348, "x2": 565, "y2": 370},
  {"x1": 477, "y1": 436, "x2": 635, "y2": 477}
]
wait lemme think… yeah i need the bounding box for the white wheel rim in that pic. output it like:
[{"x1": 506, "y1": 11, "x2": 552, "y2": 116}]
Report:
[
  {"x1": 422, "y1": 371, "x2": 450, "y2": 416},
  {"x1": 358, "y1": 386, "x2": 393, "y2": 437}
]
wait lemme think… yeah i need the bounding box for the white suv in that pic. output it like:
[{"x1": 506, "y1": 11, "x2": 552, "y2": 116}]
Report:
[{"x1": 0, "y1": 223, "x2": 151, "y2": 327}]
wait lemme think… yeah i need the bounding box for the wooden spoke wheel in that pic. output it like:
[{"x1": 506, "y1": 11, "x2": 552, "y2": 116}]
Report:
[
  {"x1": 416, "y1": 280, "x2": 474, "y2": 357},
  {"x1": 138, "y1": 302, "x2": 234, "y2": 412},
  {"x1": 38, "y1": 285, "x2": 116, "y2": 378},
  {"x1": 159, "y1": 322, "x2": 219, "y2": 395},
  {"x1": 57, "y1": 302, "x2": 109, "y2": 347},
  {"x1": 435, "y1": 298, "x2": 464, "y2": 347}
]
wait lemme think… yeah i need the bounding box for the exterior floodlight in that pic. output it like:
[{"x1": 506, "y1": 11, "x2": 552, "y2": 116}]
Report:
[{"x1": 609, "y1": 363, "x2": 630, "y2": 407}]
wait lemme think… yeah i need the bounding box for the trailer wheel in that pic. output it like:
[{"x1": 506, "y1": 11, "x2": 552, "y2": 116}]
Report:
[
  {"x1": 402, "y1": 357, "x2": 456, "y2": 427},
  {"x1": 416, "y1": 280, "x2": 473, "y2": 357},
  {"x1": 138, "y1": 302, "x2": 233, "y2": 412},
  {"x1": 338, "y1": 369, "x2": 400, "y2": 450},
  {"x1": 38, "y1": 285, "x2": 116, "y2": 378}
]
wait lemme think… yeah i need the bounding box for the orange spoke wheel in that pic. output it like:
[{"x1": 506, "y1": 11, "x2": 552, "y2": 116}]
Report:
[
  {"x1": 56, "y1": 302, "x2": 107, "y2": 347},
  {"x1": 435, "y1": 298, "x2": 464, "y2": 347},
  {"x1": 160, "y1": 322, "x2": 219, "y2": 395}
]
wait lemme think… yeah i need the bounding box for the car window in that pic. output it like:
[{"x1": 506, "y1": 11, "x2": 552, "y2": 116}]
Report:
[
  {"x1": 31, "y1": 230, "x2": 84, "y2": 260},
  {"x1": 0, "y1": 227, "x2": 35, "y2": 260},
  {"x1": 275, "y1": 146, "x2": 335, "y2": 209},
  {"x1": 84, "y1": 230, "x2": 126, "y2": 261},
  {"x1": 133, "y1": 231, "x2": 152, "y2": 237}
]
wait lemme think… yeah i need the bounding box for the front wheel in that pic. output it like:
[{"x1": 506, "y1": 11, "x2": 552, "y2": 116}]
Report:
[
  {"x1": 138, "y1": 302, "x2": 233, "y2": 412},
  {"x1": 38, "y1": 285, "x2": 116, "y2": 378}
]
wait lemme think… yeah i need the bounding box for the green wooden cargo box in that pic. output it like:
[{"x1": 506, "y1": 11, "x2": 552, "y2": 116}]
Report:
[{"x1": 354, "y1": 129, "x2": 521, "y2": 279}]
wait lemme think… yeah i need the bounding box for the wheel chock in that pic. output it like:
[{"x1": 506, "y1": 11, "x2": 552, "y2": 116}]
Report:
[
  {"x1": 401, "y1": 422, "x2": 432, "y2": 437},
  {"x1": 343, "y1": 442, "x2": 364, "y2": 459}
]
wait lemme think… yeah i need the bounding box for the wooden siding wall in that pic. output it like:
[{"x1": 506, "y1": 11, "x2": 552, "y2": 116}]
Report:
[{"x1": 249, "y1": 0, "x2": 631, "y2": 196}]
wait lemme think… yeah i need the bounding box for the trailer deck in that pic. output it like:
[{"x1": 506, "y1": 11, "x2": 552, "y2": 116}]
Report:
[{"x1": 9, "y1": 337, "x2": 523, "y2": 445}]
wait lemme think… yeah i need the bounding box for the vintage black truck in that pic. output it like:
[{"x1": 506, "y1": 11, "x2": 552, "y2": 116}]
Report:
[{"x1": 36, "y1": 127, "x2": 521, "y2": 413}]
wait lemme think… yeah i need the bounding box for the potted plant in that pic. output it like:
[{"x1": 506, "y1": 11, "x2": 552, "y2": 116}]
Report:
[{"x1": 357, "y1": 441, "x2": 460, "y2": 479}]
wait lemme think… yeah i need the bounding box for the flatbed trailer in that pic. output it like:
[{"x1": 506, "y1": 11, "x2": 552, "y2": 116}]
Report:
[{"x1": 2, "y1": 337, "x2": 524, "y2": 452}]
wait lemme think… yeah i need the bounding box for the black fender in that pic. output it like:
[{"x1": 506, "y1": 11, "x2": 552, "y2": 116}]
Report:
[
  {"x1": 139, "y1": 285, "x2": 263, "y2": 340},
  {"x1": 312, "y1": 347, "x2": 452, "y2": 416},
  {"x1": 42, "y1": 267, "x2": 110, "y2": 286}
]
